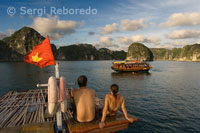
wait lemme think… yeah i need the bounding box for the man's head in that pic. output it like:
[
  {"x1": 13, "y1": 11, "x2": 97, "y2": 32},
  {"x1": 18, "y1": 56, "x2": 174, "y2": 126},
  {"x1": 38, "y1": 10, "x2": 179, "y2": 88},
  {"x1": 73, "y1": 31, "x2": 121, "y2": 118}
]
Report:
[
  {"x1": 77, "y1": 75, "x2": 87, "y2": 87},
  {"x1": 110, "y1": 84, "x2": 119, "y2": 97}
]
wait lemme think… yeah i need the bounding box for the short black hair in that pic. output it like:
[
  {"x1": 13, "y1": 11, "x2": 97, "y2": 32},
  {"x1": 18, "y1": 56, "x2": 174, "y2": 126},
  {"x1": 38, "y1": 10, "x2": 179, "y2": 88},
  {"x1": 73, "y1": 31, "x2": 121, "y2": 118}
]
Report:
[
  {"x1": 110, "y1": 84, "x2": 119, "y2": 97},
  {"x1": 77, "y1": 75, "x2": 87, "y2": 87}
]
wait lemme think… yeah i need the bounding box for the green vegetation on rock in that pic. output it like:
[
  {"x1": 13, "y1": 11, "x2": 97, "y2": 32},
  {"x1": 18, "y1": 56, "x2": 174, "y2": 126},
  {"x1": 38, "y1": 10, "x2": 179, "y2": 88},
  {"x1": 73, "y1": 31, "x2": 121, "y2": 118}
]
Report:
[
  {"x1": 56, "y1": 44, "x2": 126, "y2": 60},
  {"x1": 98, "y1": 48, "x2": 112, "y2": 60},
  {"x1": 150, "y1": 44, "x2": 200, "y2": 61},
  {"x1": 127, "y1": 43, "x2": 200, "y2": 61},
  {"x1": 111, "y1": 50, "x2": 126, "y2": 60},
  {"x1": 3, "y1": 26, "x2": 45, "y2": 56},
  {"x1": 127, "y1": 42, "x2": 153, "y2": 61},
  {"x1": 56, "y1": 44, "x2": 99, "y2": 60},
  {"x1": 1, "y1": 26, "x2": 200, "y2": 62},
  {"x1": 150, "y1": 48, "x2": 170, "y2": 60}
]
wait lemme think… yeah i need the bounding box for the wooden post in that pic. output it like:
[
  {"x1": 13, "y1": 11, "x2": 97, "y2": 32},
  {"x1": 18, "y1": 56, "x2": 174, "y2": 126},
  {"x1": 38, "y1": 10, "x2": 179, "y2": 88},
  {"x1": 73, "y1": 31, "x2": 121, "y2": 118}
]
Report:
[{"x1": 55, "y1": 62, "x2": 62, "y2": 131}]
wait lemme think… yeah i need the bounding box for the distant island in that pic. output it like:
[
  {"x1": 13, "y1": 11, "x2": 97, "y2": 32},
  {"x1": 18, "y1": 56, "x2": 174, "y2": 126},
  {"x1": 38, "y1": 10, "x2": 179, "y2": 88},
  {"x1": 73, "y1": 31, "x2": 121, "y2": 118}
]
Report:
[
  {"x1": 0, "y1": 26, "x2": 200, "y2": 62},
  {"x1": 127, "y1": 43, "x2": 200, "y2": 62}
]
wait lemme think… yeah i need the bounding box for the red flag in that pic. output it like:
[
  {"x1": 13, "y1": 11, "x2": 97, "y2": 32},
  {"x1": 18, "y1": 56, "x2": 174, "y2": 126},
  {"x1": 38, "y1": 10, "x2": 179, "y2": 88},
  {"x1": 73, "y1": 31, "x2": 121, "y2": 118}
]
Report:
[{"x1": 24, "y1": 36, "x2": 56, "y2": 68}]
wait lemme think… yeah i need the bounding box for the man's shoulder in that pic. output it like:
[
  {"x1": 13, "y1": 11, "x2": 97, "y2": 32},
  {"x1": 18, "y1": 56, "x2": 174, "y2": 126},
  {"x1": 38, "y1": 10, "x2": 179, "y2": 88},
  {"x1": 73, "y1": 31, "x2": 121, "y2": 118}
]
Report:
[
  {"x1": 87, "y1": 88, "x2": 96, "y2": 92},
  {"x1": 72, "y1": 88, "x2": 79, "y2": 91},
  {"x1": 71, "y1": 88, "x2": 80, "y2": 94},
  {"x1": 84, "y1": 88, "x2": 96, "y2": 96}
]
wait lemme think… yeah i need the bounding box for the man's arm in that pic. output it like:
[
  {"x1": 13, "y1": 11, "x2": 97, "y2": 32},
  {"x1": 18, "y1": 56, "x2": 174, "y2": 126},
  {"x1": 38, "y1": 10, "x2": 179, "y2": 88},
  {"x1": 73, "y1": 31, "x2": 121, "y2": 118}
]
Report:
[
  {"x1": 70, "y1": 89, "x2": 74, "y2": 97},
  {"x1": 70, "y1": 89, "x2": 75, "y2": 103},
  {"x1": 94, "y1": 90, "x2": 96, "y2": 97},
  {"x1": 99, "y1": 95, "x2": 108, "y2": 128}
]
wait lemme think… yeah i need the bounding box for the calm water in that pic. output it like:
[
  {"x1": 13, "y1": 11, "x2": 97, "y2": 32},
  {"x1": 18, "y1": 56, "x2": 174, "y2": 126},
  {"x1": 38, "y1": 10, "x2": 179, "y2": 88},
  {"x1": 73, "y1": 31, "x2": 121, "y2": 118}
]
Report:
[{"x1": 0, "y1": 61, "x2": 200, "y2": 132}]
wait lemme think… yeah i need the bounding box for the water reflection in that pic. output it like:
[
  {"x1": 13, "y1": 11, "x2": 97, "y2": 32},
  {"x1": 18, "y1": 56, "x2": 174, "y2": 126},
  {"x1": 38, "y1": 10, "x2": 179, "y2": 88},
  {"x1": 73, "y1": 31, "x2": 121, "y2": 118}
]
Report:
[
  {"x1": 1, "y1": 61, "x2": 200, "y2": 132},
  {"x1": 111, "y1": 72, "x2": 151, "y2": 79}
]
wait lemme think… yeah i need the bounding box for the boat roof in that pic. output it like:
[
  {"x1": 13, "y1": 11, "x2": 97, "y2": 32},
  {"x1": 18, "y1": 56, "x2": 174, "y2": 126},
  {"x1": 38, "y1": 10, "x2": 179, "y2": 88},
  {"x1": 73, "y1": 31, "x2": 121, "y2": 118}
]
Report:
[{"x1": 113, "y1": 61, "x2": 149, "y2": 65}]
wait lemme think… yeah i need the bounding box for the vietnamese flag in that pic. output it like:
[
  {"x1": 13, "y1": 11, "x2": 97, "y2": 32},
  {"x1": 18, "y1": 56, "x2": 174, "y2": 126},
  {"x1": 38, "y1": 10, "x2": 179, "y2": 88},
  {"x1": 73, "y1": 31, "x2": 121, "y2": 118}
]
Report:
[{"x1": 24, "y1": 36, "x2": 56, "y2": 68}]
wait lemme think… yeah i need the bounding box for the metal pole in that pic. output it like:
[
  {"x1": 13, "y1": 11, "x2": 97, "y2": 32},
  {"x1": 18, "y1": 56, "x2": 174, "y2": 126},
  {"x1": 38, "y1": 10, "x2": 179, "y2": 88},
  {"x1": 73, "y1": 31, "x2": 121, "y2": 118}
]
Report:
[{"x1": 55, "y1": 62, "x2": 62, "y2": 131}]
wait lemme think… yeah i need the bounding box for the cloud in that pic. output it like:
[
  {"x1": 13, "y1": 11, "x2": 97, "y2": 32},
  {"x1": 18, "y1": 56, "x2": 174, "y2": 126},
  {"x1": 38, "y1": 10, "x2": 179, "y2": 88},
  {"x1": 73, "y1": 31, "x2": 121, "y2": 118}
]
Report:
[
  {"x1": 92, "y1": 43, "x2": 101, "y2": 49},
  {"x1": 121, "y1": 46, "x2": 129, "y2": 52},
  {"x1": 120, "y1": 19, "x2": 146, "y2": 31},
  {"x1": 160, "y1": 13, "x2": 200, "y2": 27},
  {"x1": 7, "y1": 29, "x2": 15, "y2": 36},
  {"x1": 154, "y1": 44, "x2": 173, "y2": 49},
  {"x1": 0, "y1": 29, "x2": 16, "y2": 40},
  {"x1": 166, "y1": 30, "x2": 200, "y2": 39},
  {"x1": 131, "y1": 35, "x2": 160, "y2": 45},
  {"x1": 100, "y1": 36, "x2": 113, "y2": 45},
  {"x1": 171, "y1": 41, "x2": 189, "y2": 47},
  {"x1": 31, "y1": 16, "x2": 85, "y2": 40},
  {"x1": 88, "y1": 31, "x2": 95, "y2": 35},
  {"x1": 98, "y1": 36, "x2": 119, "y2": 48},
  {"x1": 157, "y1": 41, "x2": 190, "y2": 49},
  {"x1": 117, "y1": 35, "x2": 160, "y2": 46},
  {"x1": 117, "y1": 36, "x2": 132, "y2": 45},
  {"x1": 0, "y1": 32, "x2": 7, "y2": 40},
  {"x1": 100, "y1": 23, "x2": 119, "y2": 34}
]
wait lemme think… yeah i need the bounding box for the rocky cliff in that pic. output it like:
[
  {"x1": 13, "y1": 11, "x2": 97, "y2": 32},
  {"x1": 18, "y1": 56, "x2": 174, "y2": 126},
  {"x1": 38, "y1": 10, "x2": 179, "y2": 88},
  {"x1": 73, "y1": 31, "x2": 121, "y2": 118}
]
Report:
[
  {"x1": 3, "y1": 27, "x2": 45, "y2": 56},
  {"x1": 179, "y1": 44, "x2": 200, "y2": 61},
  {"x1": 56, "y1": 44, "x2": 126, "y2": 60},
  {"x1": 0, "y1": 27, "x2": 56, "y2": 61},
  {"x1": 150, "y1": 44, "x2": 200, "y2": 61},
  {"x1": 0, "y1": 40, "x2": 24, "y2": 61},
  {"x1": 127, "y1": 42, "x2": 200, "y2": 62},
  {"x1": 126, "y1": 42, "x2": 153, "y2": 61},
  {"x1": 1, "y1": 26, "x2": 200, "y2": 62},
  {"x1": 56, "y1": 44, "x2": 99, "y2": 60},
  {"x1": 98, "y1": 48, "x2": 112, "y2": 60},
  {"x1": 0, "y1": 26, "x2": 126, "y2": 61}
]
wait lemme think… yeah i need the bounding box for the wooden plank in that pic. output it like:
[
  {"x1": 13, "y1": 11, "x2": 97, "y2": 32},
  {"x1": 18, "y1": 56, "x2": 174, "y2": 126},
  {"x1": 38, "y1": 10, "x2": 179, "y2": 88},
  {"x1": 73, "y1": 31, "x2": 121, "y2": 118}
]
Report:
[
  {"x1": 88, "y1": 123, "x2": 128, "y2": 133},
  {"x1": 65, "y1": 112, "x2": 135, "y2": 133},
  {"x1": 0, "y1": 122, "x2": 54, "y2": 133},
  {"x1": 0, "y1": 89, "x2": 137, "y2": 133}
]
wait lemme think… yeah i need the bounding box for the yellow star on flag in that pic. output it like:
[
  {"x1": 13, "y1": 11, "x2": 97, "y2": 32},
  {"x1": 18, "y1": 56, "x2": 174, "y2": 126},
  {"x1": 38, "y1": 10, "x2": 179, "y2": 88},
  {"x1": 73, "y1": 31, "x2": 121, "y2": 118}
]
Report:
[{"x1": 32, "y1": 52, "x2": 43, "y2": 63}]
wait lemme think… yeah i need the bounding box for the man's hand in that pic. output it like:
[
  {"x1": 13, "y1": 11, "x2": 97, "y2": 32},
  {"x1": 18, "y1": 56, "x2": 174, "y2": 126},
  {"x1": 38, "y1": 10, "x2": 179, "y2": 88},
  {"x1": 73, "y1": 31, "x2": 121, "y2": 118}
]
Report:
[{"x1": 99, "y1": 122, "x2": 105, "y2": 128}]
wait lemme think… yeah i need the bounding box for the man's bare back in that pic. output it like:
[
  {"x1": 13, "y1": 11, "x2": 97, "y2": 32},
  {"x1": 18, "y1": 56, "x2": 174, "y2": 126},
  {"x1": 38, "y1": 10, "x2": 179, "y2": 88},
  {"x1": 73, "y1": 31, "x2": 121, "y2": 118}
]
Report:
[{"x1": 71, "y1": 87, "x2": 96, "y2": 122}]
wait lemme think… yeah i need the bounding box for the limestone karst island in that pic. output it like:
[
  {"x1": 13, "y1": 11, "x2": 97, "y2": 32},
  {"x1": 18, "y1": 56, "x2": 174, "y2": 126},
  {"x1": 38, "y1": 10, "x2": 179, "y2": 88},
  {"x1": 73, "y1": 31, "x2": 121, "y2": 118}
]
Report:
[
  {"x1": 1, "y1": 27, "x2": 200, "y2": 62},
  {"x1": 1, "y1": 0, "x2": 200, "y2": 132}
]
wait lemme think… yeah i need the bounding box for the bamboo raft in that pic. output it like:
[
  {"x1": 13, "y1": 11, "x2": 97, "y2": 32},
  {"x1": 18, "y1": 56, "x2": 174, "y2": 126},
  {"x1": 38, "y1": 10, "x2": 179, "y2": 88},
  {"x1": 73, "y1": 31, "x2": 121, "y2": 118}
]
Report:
[{"x1": 0, "y1": 89, "x2": 137, "y2": 133}]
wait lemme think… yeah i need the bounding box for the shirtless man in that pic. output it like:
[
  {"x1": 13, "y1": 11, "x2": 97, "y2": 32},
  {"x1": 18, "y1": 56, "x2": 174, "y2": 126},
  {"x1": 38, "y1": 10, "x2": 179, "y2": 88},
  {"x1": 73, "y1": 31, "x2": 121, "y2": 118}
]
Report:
[
  {"x1": 99, "y1": 84, "x2": 137, "y2": 128},
  {"x1": 71, "y1": 75, "x2": 96, "y2": 122}
]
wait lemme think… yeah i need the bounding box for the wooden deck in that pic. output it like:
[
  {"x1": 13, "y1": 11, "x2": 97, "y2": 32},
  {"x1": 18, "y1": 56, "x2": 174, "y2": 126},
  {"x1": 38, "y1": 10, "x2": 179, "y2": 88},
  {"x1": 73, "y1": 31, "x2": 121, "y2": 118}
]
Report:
[
  {"x1": 0, "y1": 89, "x2": 137, "y2": 133},
  {"x1": 65, "y1": 112, "x2": 131, "y2": 133},
  {"x1": 0, "y1": 89, "x2": 72, "y2": 132}
]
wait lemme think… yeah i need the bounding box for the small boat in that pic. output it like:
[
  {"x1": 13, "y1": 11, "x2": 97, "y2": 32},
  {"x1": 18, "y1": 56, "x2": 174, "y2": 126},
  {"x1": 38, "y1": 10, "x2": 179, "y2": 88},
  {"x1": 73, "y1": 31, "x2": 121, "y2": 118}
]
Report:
[{"x1": 111, "y1": 60, "x2": 152, "y2": 72}]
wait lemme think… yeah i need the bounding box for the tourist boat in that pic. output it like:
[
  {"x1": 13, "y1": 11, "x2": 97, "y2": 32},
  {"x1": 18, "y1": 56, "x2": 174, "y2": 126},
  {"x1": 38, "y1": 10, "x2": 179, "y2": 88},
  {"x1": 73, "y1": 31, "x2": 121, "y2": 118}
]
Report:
[{"x1": 111, "y1": 60, "x2": 152, "y2": 72}]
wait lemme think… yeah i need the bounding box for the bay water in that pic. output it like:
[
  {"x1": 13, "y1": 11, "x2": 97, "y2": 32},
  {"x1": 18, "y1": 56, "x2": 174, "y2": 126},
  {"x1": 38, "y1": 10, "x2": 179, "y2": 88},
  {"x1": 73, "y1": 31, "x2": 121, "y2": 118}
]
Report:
[{"x1": 0, "y1": 61, "x2": 200, "y2": 132}]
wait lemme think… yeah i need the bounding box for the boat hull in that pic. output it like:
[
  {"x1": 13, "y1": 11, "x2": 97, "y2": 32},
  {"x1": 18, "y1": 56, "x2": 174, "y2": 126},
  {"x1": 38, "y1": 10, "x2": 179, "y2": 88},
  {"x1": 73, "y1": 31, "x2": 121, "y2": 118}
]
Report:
[{"x1": 111, "y1": 66, "x2": 151, "y2": 72}]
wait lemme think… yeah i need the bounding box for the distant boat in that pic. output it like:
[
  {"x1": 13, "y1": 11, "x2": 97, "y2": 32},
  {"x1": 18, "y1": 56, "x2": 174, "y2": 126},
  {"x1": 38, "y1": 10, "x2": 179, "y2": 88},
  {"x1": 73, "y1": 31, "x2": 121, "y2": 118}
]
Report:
[{"x1": 111, "y1": 60, "x2": 152, "y2": 72}]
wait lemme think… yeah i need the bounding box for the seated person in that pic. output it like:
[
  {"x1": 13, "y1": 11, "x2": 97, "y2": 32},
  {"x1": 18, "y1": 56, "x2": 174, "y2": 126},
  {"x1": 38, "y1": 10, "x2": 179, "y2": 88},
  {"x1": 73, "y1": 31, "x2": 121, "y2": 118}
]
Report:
[
  {"x1": 99, "y1": 84, "x2": 137, "y2": 128},
  {"x1": 71, "y1": 75, "x2": 96, "y2": 122}
]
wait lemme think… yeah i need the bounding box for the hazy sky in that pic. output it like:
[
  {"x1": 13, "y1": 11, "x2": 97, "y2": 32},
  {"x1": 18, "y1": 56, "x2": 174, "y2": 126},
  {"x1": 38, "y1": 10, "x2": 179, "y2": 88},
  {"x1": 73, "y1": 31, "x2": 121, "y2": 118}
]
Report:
[{"x1": 1, "y1": 0, "x2": 200, "y2": 51}]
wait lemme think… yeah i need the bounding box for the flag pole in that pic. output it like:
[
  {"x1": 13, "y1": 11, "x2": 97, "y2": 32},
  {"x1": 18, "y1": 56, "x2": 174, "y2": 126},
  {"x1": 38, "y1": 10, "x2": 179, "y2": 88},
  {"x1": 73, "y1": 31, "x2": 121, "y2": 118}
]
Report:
[{"x1": 55, "y1": 62, "x2": 63, "y2": 131}]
